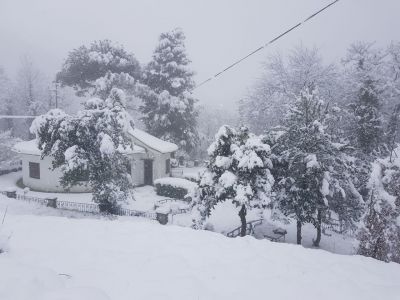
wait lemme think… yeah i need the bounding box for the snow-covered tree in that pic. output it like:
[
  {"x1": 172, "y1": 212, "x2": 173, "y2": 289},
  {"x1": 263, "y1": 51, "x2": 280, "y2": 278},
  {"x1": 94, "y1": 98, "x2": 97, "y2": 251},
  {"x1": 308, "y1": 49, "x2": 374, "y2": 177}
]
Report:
[
  {"x1": 358, "y1": 155, "x2": 400, "y2": 263},
  {"x1": 57, "y1": 40, "x2": 141, "y2": 96},
  {"x1": 31, "y1": 88, "x2": 134, "y2": 212},
  {"x1": 269, "y1": 88, "x2": 363, "y2": 246},
  {"x1": 343, "y1": 42, "x2": 388, "y2": 155},
  {"x1": 239, "y1": 45, "x2": 340, "y2": 133},
  {"x1": 0, "y1": 130, "x2": 21, "y2": 169},
  {"x1": 195, "y1": 105, "x2": 239, "y2": 159},
  {"x1": 15, "y1": 57, "x2": 49, "y2": 117},
  {"x1": 0, "y1": 67, "x2": 14, "y2": 132},
  {"x1": 197, "y1": 125, "x2": 274, "y2": 236},
  {"x1": 139, "y1": 28, "x2": 198, "y2": 153}
]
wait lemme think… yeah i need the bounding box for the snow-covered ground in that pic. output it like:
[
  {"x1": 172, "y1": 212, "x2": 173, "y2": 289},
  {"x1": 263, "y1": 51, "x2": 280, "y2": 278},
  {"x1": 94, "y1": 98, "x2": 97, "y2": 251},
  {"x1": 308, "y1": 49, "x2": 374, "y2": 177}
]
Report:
[
  {"x1": 0, "y1": 171, "x2": 165, "y2": 212},
  {"x1": 174, "y1": 201, "x2": 357, "y2": 255},
  {"x1": 0, "y1": 195, "x2": 400, "y2": 300},
  {"x1": 0, "y1": 170, "x2": 357, "y2": 255}
]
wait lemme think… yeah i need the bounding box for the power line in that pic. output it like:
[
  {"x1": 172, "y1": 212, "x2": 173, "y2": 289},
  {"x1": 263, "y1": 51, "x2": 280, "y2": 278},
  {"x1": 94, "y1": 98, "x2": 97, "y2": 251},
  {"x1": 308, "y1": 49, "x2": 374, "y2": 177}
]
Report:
[{"x1": 193, "y1": 0, "x2": 340, "y2": 91}]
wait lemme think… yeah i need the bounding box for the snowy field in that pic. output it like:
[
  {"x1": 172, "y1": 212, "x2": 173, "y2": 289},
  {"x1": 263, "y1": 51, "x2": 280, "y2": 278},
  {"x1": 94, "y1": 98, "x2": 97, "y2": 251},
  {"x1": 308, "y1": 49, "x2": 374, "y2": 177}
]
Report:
[
  {"x1": 0, "y1": 170, "x2": 357, "y2": 255},
  {"x1": 1, "y1": 195, "x2": 400, "y2": 300}
]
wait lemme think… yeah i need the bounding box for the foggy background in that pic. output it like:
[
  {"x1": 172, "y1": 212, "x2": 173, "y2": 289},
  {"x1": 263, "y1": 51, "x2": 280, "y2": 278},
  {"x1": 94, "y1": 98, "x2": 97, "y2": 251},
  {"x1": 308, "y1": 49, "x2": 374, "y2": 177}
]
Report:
[{"x1": 1, "y1": 0, "x2": 399, "y2": 111}]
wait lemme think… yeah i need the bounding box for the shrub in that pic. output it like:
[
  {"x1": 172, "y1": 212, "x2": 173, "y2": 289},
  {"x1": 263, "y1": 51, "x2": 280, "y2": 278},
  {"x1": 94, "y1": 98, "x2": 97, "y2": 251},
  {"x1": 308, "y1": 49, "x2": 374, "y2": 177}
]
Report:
[{"x1": 154, "y1": 178, "x2": 197, "y2": 199}]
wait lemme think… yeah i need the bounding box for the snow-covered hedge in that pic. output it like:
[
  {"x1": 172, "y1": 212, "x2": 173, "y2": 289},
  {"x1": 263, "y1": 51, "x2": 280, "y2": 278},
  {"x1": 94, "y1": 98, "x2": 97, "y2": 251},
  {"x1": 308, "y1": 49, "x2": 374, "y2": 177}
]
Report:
[{"x1": 154, "y1": 177, "x2": 197, "y2": 199}]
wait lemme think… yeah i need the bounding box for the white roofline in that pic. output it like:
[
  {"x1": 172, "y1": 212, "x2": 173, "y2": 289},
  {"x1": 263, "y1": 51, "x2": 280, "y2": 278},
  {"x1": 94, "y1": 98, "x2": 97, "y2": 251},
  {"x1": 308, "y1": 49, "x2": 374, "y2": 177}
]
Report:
[
  {"x1": 128, "y1": 128, "x2": 178, "y2": 154},
  {"x1": 13, "y1": 140, "x2": 146, "y2": 156}
]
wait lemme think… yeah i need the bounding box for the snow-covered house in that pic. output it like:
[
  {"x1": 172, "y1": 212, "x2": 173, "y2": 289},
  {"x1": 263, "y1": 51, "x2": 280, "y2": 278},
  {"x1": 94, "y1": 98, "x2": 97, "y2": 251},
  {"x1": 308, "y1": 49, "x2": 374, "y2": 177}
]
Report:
[{"x1": 13, "y1": 128, "x2": 178, "y2": 192}]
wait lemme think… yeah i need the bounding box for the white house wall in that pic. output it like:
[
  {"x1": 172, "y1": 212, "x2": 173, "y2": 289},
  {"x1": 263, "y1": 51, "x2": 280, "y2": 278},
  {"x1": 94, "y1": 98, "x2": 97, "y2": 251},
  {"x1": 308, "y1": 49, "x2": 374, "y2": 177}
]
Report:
[
  {"x1": 21, "y1": 154, "x2": 90, "y2": 193},
  {"x1": 152, "y1": 152, "x2": 171, "y2": 181},
  {"x1": 19, "y1": 136, "x2": 173, "y2": 192},
  {"x1": 131, "y1": 153, "x2": 145, "y2": 186}
]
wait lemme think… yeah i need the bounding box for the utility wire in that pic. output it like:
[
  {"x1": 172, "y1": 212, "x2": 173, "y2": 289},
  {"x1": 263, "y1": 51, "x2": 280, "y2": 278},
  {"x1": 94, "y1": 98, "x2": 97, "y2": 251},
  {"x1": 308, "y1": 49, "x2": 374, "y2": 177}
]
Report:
[{"x1": 193, "y1": 0, "x2": 340, "y2": 91}]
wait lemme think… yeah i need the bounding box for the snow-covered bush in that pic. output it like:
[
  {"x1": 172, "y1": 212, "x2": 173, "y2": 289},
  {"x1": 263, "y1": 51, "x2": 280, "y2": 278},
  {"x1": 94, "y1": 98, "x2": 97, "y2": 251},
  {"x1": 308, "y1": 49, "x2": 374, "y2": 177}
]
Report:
[
  {"x1": 154, "y1": 177, "x2": 197, "y2": 199},
  {"x1": 31, "y1": 88, "x2": 134, "y2": 213}
]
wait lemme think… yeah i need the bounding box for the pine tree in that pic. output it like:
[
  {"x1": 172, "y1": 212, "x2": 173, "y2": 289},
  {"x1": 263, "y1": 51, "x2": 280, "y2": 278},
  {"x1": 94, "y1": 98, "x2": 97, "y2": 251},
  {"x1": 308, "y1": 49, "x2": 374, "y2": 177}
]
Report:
[
  {"x1": 57, "y1": 40, "x2": 141, "y2": 96},
  {"x1": 139, "y1": 28, "x2": 198, "y2": 153},
  {"x1": 31, "y1": 88, "x2": 134, "y2": 212},
  {"x1": 343, "y1": 42, "x2": 386, "y2": 155},
  {"x1": 197, "y1": 125, "x2": 274, "y2": 235},
  {"x1": 0, "y1": 67, "x2": 14, "y2": 132},
  {"x1": 270, "y1": 88, "x2": 363, "y2": 246},
  {"x1": 386, "y1": 104, "x2": 400, "y2": 162},
  {"x1": 358, "y1": 158, "x2": 400, "y2": 263}
]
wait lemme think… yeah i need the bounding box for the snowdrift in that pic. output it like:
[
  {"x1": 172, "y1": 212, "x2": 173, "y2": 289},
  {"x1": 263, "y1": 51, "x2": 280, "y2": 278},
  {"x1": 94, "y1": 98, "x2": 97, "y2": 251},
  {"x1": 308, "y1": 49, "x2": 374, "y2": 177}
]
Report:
[{"x1": 0, "y1": 211, "x2": 400, "y2": 300}]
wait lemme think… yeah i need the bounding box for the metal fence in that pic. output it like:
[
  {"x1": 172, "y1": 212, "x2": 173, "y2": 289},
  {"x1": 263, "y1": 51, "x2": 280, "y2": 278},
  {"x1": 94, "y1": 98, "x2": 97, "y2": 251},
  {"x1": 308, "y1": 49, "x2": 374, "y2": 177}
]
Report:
[
  {"x1": 114, "y1": 207, "x2": 157, "y2": 219},
  {"x1": 171, "y1": 167, "x2": 184, "y2": 178},
  {"x1": 1, "y1": 191, "x2": 157, "y2": 220},
  {"x1": 16, "y1": 194, "x2": 49, "y2": 206},
  {"x1": 57, "y1": 200, "x2": 100, "y2": 213}
]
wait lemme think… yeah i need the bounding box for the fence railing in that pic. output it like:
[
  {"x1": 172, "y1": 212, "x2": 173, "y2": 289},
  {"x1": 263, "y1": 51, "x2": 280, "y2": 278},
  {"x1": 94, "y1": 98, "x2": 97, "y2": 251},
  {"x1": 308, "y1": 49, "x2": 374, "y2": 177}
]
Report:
[
  {"x1": 322, "y1": 218, "x2": 356, "y2": 236},
  {"x1": 227, "y1": 219, "x2": 264, "y2": 238},
  {"x1": 154, "y1": 198, "x2": 192, "y2": 216},
  {"x1": 57, "y1": 200, "x2": 100, "y2": 214},
  {"x1": 1, "y1": 191, "x2": 158, "y2": 221},
  {"x1": 114, "y1": 207, "x2": 157, "y2": 219},
  {"x1": 16, "y1": 193, "x2": 49, "y2": 206}
]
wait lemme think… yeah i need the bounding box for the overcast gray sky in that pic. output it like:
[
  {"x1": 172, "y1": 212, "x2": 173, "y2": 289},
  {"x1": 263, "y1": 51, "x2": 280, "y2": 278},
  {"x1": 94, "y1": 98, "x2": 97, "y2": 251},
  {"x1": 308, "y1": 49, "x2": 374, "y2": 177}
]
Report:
[{"x1": 1, "y1": 0, "x2": 399, "y2": 111}]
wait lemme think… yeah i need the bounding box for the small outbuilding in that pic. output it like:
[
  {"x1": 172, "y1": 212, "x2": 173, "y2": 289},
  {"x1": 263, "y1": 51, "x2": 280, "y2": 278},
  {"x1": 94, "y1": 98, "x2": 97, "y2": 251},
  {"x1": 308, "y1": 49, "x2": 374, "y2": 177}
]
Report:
[{"x1": 13, "y1": 128, "x2": 178, "y2": 192}]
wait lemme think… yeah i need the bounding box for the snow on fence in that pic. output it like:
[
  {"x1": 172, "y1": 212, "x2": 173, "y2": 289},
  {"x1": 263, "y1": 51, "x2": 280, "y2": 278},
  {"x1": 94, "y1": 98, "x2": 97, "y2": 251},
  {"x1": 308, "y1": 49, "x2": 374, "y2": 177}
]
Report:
[
  {"x1": 57, "y1": 200, "x2": 100, "y2": 214},
  {"x1": 226, "y1": 219, "x2": 263, "y2": 238},
  {"x1": 16, "y1": 194, "x2": 49, "y2": 206},
  {"x1": 114, "y1": 207, "x2": 157, "y2": 219},
  {"x1": 171, "y1": 167, "x2": 184, "y2": 178},
  {"x1": 1, "y1": 191, "x2": 157, "y2": 220}
]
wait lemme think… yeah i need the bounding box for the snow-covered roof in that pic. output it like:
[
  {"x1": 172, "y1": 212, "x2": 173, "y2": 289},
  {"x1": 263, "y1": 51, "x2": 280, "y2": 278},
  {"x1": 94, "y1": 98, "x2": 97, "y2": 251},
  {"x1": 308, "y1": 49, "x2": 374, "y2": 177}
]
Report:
[
  {"x1": 12, "y1": 140, "x2": 41, "y2": 156},
  {"x1": 128, "y1": 128, "x2": 178, "y2": 153},
  {"x1": 12, "y1": 140, "x2": 146, "y2": 156}
]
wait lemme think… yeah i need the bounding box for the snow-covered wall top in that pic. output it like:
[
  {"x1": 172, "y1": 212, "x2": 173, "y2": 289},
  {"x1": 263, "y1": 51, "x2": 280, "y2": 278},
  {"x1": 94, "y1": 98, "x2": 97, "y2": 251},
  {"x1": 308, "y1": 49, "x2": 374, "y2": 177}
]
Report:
[{"x1": 129, "y1": 128, "x2": 178, "y2": 153}]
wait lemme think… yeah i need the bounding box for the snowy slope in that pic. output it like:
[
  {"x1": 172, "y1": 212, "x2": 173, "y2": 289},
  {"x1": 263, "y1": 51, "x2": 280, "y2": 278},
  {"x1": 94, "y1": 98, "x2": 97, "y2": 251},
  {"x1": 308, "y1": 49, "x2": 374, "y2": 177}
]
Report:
[{"x1": 1, "y1": 198, "x2": 400, "y2": 300}]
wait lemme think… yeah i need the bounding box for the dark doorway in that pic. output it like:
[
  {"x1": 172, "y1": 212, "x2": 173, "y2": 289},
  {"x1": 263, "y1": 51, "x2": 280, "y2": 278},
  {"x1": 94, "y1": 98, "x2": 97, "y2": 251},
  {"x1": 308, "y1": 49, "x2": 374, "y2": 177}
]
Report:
[{"x1": 144, "y1": 159, "x2": 153, "y2": 185}]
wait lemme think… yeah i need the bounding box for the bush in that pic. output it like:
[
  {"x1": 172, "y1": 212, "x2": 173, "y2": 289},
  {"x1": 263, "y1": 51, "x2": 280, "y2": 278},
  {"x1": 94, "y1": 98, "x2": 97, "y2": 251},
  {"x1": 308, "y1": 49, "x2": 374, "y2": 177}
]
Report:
[{"x1": 154, "y1": 178, "x2": 197, "y2": 199}]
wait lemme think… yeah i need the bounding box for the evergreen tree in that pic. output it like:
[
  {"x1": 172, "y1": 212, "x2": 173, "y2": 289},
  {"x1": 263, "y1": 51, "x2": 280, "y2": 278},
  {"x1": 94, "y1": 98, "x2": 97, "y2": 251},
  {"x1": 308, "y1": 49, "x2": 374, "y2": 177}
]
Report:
[
  {"x1": 31, "y1": 88, "x2": 134, "y2": 212},
  {"x1": 343, "y1": 42, "x2": 386, "y2": 155},
  {"x1": 139, "y1": 28, "x2": 198, "y2": 153},
  {"x1": 0, "y1": 67, "x2": 14, "y2": 132},
  {"x1": 270, "y1": 88, "x2": 363, "y2": 246},
  {"x1": 386, "y1": 104, "x2": 400, "y2": 162},
  {"x1": 57, "y1": 40, "x2": 141, "y2": 96},
  {"x1": 358, "y1": 157, "x2": 400, "y2": 263},
  {"x1": 197, "y1": 125, "x2": 274, "y2": 236}
]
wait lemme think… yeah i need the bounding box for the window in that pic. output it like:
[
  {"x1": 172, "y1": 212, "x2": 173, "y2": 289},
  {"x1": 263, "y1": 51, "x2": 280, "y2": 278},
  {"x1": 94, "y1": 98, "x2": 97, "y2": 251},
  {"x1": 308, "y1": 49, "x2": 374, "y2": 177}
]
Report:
[
  {"x1": 29, "y1": 162, "x2": 40, "y2": 179},
  {"x1": 166, "y1": 158, "x2": 171, "y2": 174}
]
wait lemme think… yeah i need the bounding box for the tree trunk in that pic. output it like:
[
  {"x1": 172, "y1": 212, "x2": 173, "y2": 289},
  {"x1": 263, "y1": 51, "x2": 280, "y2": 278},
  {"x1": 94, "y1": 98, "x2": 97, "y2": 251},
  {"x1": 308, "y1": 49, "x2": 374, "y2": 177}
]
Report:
[
  {"x1": 239, "y1": 204, "x2": 247, "y2": 237},
  {"x1": 296, "y1": 220, "x2": 302, "y2": 245},
  {"x1": 313, "y1": 209, "x2": 322, "y2": 247}
]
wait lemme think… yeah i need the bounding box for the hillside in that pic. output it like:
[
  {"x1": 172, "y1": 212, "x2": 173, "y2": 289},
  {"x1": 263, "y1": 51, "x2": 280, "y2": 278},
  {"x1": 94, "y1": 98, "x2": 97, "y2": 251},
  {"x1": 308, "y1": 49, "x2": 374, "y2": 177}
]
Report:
[{"x1": 0, "y1": 197, "x2": 400, "y2": 300}]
